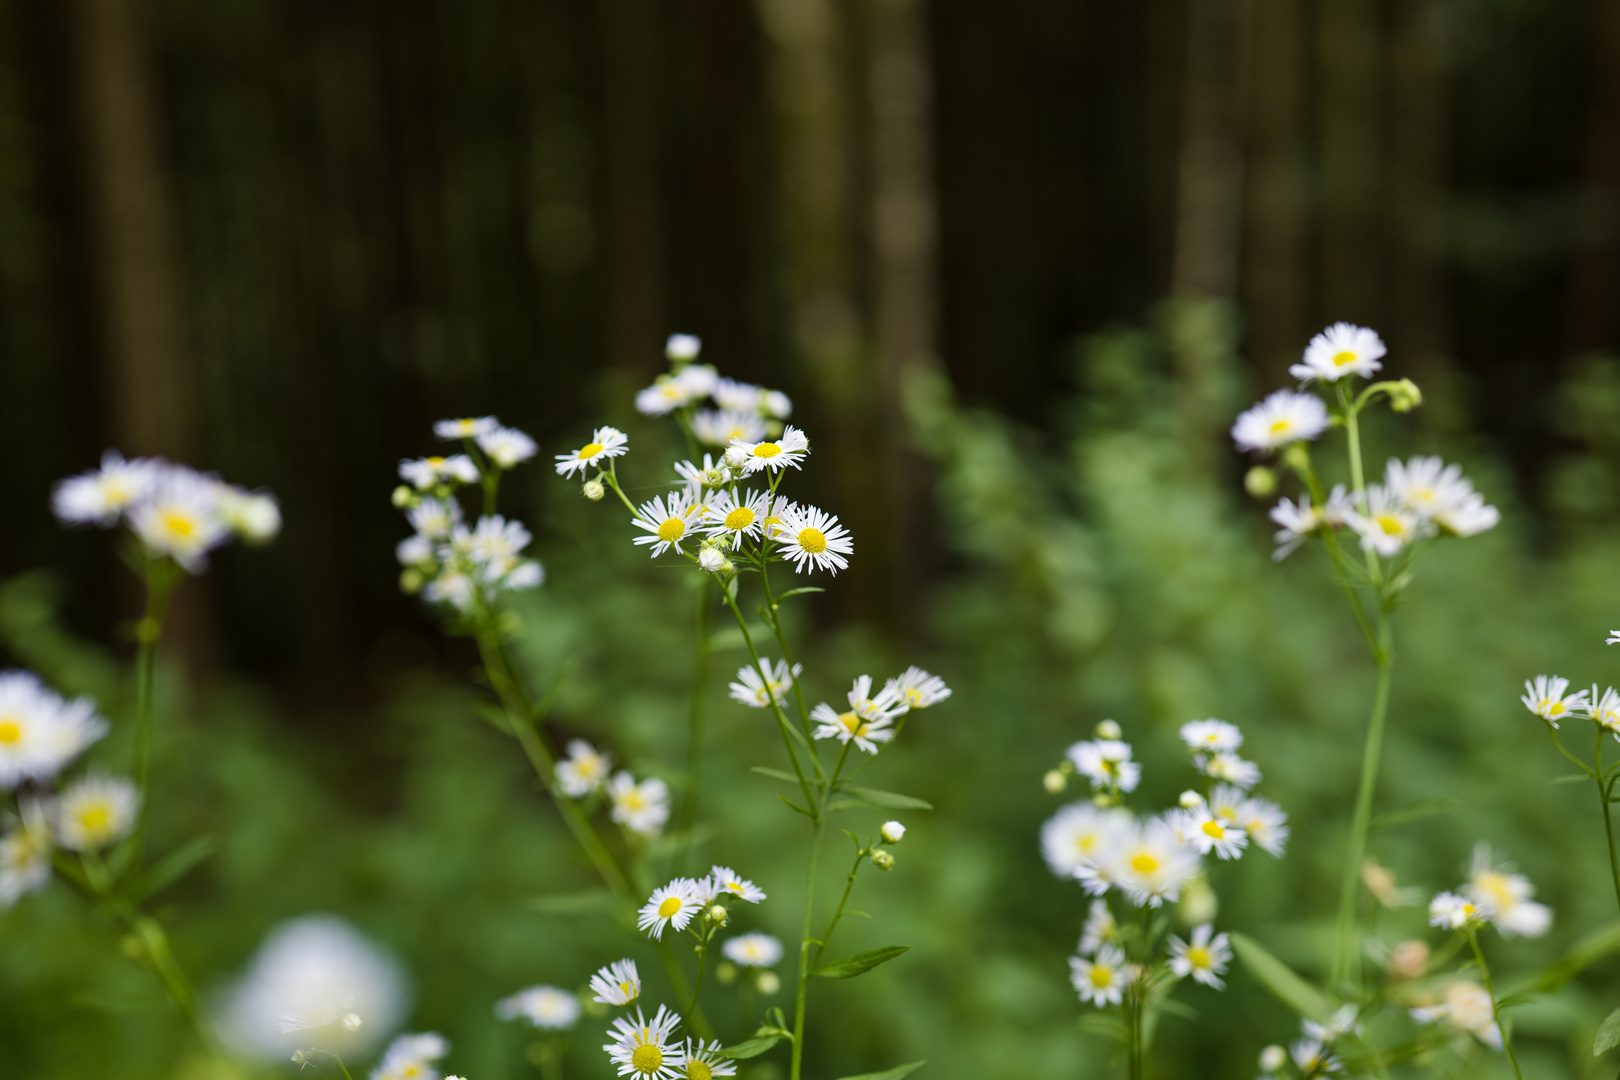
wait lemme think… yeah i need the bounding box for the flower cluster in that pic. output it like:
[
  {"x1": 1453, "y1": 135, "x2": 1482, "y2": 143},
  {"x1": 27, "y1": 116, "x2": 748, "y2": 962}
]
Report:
[
  {"x1": 634, "y1": 334, "x2": 793, "y2": 451},
  {"x1": 552, "y1": 741, "x2": 670, "y2": 839},
  {"x1": 53, "y1": 450, "x2": 281, "y2": 570},
  {"x1": 1426, "y1": 844, "x2": 1550, "y2": 940},
  {"x1": 1251, "y1": 1006, "x2": 1360, "y2": 1079},
  {"x1": 394, "y1": 416, "x2": 545, "y2": 612},
  {"x1": 806, "y1": 669, "x2": 950, "y2": 756},
  {"x1": 636, "y1": 867, "x2": 766, "y2": 940}
]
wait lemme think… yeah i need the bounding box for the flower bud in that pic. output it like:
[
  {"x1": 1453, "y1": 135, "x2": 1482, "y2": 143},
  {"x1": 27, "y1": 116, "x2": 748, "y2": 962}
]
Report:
[
  {"x1": 1042, "y1": 769, "x2": 1067, "y2": 793},
  {"x1": 666, "y1": 333, "x2": 702, "y2": 361},
  {"x1": 1243, "y1": 465, "x2": 1277, "y2": 499},
  {"x1": 400, "y1": 569, "x2": 425, "y2": 595},
  {"x1": 1388, "y1": 938, "x2": 1429, "y2": 981},
  {"x1": 870, "y1": 849, "x2": 894, "y2": 870},
  {"x1": 1258, "y1": 1045, "x2": 1287, "y2": 1073},
  {"x1": 707, "y1": 903, "x2": 729, "y2": 926},
  {"x1": 716, "y1": 961, "x2": 738, "y2": 985},
  {"x1": 1389, "y1": 378, "x2": 1422, "y2": 413},
  {"x1": 341, "y1": 1012, "x2": 363, "y2": 1032},
  {"x1": 391, "y1": 484, "x2": 416, "y2": 508},
  {"x1": 1281, "y1": 442, "x2": 1310, "y2": 474},
  {"x1": 723, "y1": 445, "x2": 749, "y2": 470},
  {"x1": 702, "y1": 467, "x2": 727, "y2": 488},
  {"x1": 1178, "y1": 789, "x2": 1203, "y2": 809},
  {"x1": 880, "y1": 821, "x2": 905, "y2": 844},
  {"x1": 583, "y1": 479, "x2": 606, "y2": 501},
  {"x1": 1095, "y1": 719, "x2": 1122, "y2": 740},
  {"x1": 699, "y1": 548, "x2": 727, "y2": 574},
  {"x1": 756, "y1": 970, "x2": 781, "y2": 995}
]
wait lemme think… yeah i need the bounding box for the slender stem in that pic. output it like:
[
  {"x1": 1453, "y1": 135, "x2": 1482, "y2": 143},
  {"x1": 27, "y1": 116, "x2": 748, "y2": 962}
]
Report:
[
  {"x1": 602, "y1": 465, "x2": 639, "y2": 514},
  {"x1": 757, "y1": 561, "x2": 814, "y2": 738},
  {"x1": 813, "y1": 847, "x2": 867, "y2": 967},
  {"x1": 1332, "y1": 617, "x2": 1393, "y2": 989},
  {"x1": 1337, "y1": 386, "x2": 1382, "y2": 585},
  {"x1": 1598, "y1": 731, "x2": 1620, "y2": 915},
  {"x1": 678, "y1": 579, "x2": 714, "y2": 870},
  {"x1": 719, "y1": 587, "x2": 818, "y2": 814},
  {"x1": 332, "y1": 1053, "x2": 357, "y2": 1080},
  {"x1": 1545, "y1": 726, "x2": 1598, "y2": 778},
  {"x1": 688, "y1": 936, "x2": 711, "y2": 1017},
  {"x1": 1467, "y1": 932, "x2": 1524, "y2": 1080},
  {"x1": 130, "y1": 560, "x2": 176, "y2": 868},
  {"x1": 789, "y1": 816, "x2": 826, "y2": 1080}
]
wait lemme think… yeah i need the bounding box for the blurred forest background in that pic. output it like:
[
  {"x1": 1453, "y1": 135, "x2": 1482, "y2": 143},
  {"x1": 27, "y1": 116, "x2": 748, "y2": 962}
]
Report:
[{"x1": 7, "y1": 0, "x2": 1620, "y2": 1077}]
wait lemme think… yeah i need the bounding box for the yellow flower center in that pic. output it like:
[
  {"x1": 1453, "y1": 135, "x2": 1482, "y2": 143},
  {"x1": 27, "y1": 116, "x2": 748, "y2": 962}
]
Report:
[
  {"x1": 1186, "y1": 945, "x2": 1211, "y2": 969},
  {"x1": 724, "y1": 507, "x2": 756, "y2": 530},
  {"x1": 578, "y1": 442, "x2": 604, "y2": 459},
  {"x1": 726, "y1": 881, "x2": 745, "y2": 893},
  {"x1": 658, "y1": 518, "x2": 686, "y2": 542},
  {"x1": 1268, "y1": 419, "x2": 1291, "y2": 436},
  {"x1": 1331, "y1": 350, "x2": 1358, "y2": 367},
  {"x1": 753, "y1": 443, "x2": 782, "y2": 459},
  {"x1": 1374, "y1": 513, "x2": 1403, "y2": 536},
  {"x1": 904, "y1": 687, "x2": 923, "y2": 706},
  {"x1": 78, "y1": 805, "x2": 111, "y2": 833},
  {"x1": 837, "y1": 713, "x2": 863, "y2": 735},
  {"x1": 1089, "y1": 966, "x2": 1114, "y2": 988},
  {"x1": 797, "y1": 527, "x2": 827, "y2": 554},
  {"x1": 161, "y1": 510, "x2": 197, "y2": 539},
  {"x1": 657, "y1": 896, "x2": 683, "y2": 918},
  {"x1": 1475, "y1": 871, "x2": 1516, "y2": 909},
  {"x1": 1131, "y1": 852, "x2": 1159, "y2": 874},
  {"x1": 619, "y1": 981, "x2": 635, "y2": 997},
  {"x1": 632, "y1": 1043, "x2": 664, "y2": 1074},
  {"x1": 1201, "y1": 820, "x2": 1226, "y2": 840},
  {"x1": 688, "y1": 1062, "x2": 713, "y2": 1080},
  {"x1": 1545, "y1": 699, "x2": 1565, "y2": 717},
  {"x1": 426, "y1": 456, "x2": 445, "y2": 466},
  {"x1": 621, "y1": 790, "x2": 647, "y2": 811},
  {"x1": 1076, "y1": 834, "x2": 1097, "y2": 854},
  {"x1": 0, "y1": 718, "x2": 20, "y2": 744}
]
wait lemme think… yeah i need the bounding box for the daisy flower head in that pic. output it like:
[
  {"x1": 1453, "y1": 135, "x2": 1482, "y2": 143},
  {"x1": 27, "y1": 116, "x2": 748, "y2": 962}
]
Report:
[
  {"x1": 554, "y1": 426, "x2": 628, "y2": 478},
  {"x1": 408, "y1": 497, "x2": 463, "y2": 540},
  {"x1": 1176, "y1": 805, "x2": 1248, "y2": 860},
  {"x1": 723, "y1": 933, "x2": 783, "y2": 968},
  {"x1": 0, "y1": 798, "x2": 52, "y2": 907},
  {"x1": 589, "y1": 959, "x2": 642, "y2": 1006},
  {"x1": 682, "y1": 1039, "x2": 738, "y2": 1080},
  {"x1": 423, "y1": 568, "x2": 476, "y2": 611},
  {"x1": 1268, "y1": 495, "x2": 1322, "y2": 560},
  {"x1": 702, "y1": 488, "x2": 769, "y2": 549},
  {"x1": 1592, "y1": 686, "x2": 1620, "y2": 732},
  {"x1": 1384, "y1": 456, "x2": 1472, "y2": 518},
  {"x1": 1078, "y1": 898, "x2": 1118, "y2": 954},
  {"x1": 728, "y1": 658, "x2": 800, "y2": 709},
  {"x1": 811, "y1": 701, "x2": 894, "y2": 755},
  {"x1": 714, "y1": 377, "x2": 766, "y2": 414},
  {"x1": 0, "y1": 671, "x2": 108, "y2": 789},
  {"x1": 763, "y1": 389, "x2": 792, "y2": 419},
  {"x1": 734, "y1": 425, "x2": 809, "y2": 474},
  {"x1": 1520, "y1": 675, "x2": 1588, "y2": 728},
  {"x1": 1235, "y1": 794, "x2": 1289, "y2": 857},
  {"x1": 53, "y1": 774, "x2": 139, "y2": 851},
  {"x1": 1290, "y1": 322, "x2": 1386, "y2": 383},
  {"x1": 674, "y1": 455, "x2": 732, "y2": 495},
  {"x1": 847, "y1": 674, "x2": 905, "y2": 723},
  {"x1": 400, "y1": 454, "x2": 479, "y2": 490},
  {"x1": 693, "y1": 409, "x2": 766, "y2": 449},
  {"x1": 1409, "y1": 981, "x2": 1501, "y2": 1051},
  {"x1": 632, "y1": 492, "x2": 701, "y2": 557},
  {"x1": 605, "y1": 1005, "x2": 685, "y2": 1080},
  {"x1": 638, "y1": 878, "x2": 705, "y2": 939},
  {"x1": 1289, "y1": 1039, "x2": 1343, "y2": 1077},
  {"x1": 885, "y1": 667, "x2": 951, "y2": 711},
  {"x1": 1345, "y1": 484, "x2": 1434, "y2": 556},
  {"x1": 555, "y1": 740, "x2": 612, "y2": 798},
  {"x1": 609, "y1": 772, "x2": 671, "y2": 838},
  {"x1": 1040, "y1": 803, "x2": 1131, "y2": 878},
  {"x1": 434, "y1": 416, "x2": 497, "y2": 441},
  {"x1": 708, "y1": 866, "x2": 766, "y2": 904},
  {"x1": 374, "y1": 1032, "x2": 449, "y2": 1079},
  {"x1": 1198, "y1": 751, "x2": 1261, "y2": 789},
  {"x1": 461, "y1": 514, "x2": 533, "y2": 566},
  {"x1": 477, "y1": 425, "x2": 538, "y2": 468},
  {"x1": 1467, "y1": 845, "x2": 1550, "y2": 939},
  {"x1": 638, "y1": 376, "x2": 700, "y2": 417},
  {"x1": 1168, "y1": 924, "x2": 1232, "y2": 988},
  {"x1": 1179, "y1": 719, "x2": 1241, "y2": 754},
  {"x1": 1434, "y1": 492, "x2": 1500, "y2": 537},
  {"x1": 1069, "y1": 943, "x2": 1128, "y2": 1007},
  {"x1": 1230, "y1": 390, "x2": 1331, "y2": 452},
  {"x1": 666, "y1": 333, "x2": 703, "y2": 362},
  {"x1": 1066, "y1": 739, "x2": 1141, "y2": 794},
  {"x1": 1101, "y1": 817, "x2": 1202, "y2": 908},
  {"x1": 52, "y1": 451, "x2": 160, "y2": 526},
  {"x1": 496, "y1": 985, "x2": 581, "y2": 1030},
  {"x1": 211, "y1": 483, "x2": 282, "y2": 544},
  {"x1": 128, "y1": 467, "x2": 231, "y2": 571},
  {"x1": 1429, "y1": 890, "x2": 1487, "y2": 932}
]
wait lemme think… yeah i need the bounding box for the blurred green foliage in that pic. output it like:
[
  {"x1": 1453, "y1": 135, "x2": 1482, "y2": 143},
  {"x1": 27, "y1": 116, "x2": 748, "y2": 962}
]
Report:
[{"x1": 8, "y1": 327, "x2": 1620, "y2": 1078}]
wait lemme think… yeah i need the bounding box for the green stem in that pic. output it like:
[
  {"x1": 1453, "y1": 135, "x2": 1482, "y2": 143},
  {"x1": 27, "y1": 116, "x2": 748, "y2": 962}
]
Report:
[
  {"x1": 789, "y1": 816, "x2": 826, "y2": 1080},
  {"x1": 678, "y1": 579, "x2": 714, "y2": 870},
  {"x1": 130, "y1": 559, "x2": 177, "y2": 868},
  {"x1": 688, "y1": 936, "x2": 711, "y2": 1017},
  {"x1": 655, "y1": 937, "x2": 715, "y2": 1040},
  {"x1": 1332, "y1": 616, "x2": 1393, "y2": 989},
  {"x1": 813, "y1": 846, "x2": 867, "y2": 968},
  {"x1": 1599, "y1": 732, "x2": 1620, "y2": 915},
  {"x1": 1467, "y1": 932, "x2": 1524, "y2": 1080},
  {"x1": 332, "y1": 1053, "x2": 357, "y2": 1080},
  {"x1": 1337, "y1": 384, "x2": 1382, "y2": 585},
  {"x1": 719, "y1": 586, "x2": 818, "y2": 815},
  {"x1": 757, "y1": 561, "x2": 814, "y2": 738},
  {"x1": 1545, "y1": 725, "x2": 1598, "y2": 778}
]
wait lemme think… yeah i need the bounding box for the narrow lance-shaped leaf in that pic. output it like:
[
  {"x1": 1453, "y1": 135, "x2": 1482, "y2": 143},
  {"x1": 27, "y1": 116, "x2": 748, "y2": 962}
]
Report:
[
  {"x1": 834, "y1": 1061, "x2": 926, "y2": 1080},
  {"x1": 1229, "y1": 933, "x2": 1331, "y2": 1022},
  {"x1": 816, "y1": 945, "x2": 910, "y2": 979}
]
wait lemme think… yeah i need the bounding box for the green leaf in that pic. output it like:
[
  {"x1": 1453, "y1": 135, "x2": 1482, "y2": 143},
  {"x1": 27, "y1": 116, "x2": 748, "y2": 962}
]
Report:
[
  {"x1": 826, "y1": 798, "x2": 867, "y2": 813},
  {"x1": 845, "y1": 786, "x2": 933, "y2": 811},
  {"x1": 138, "y1": 834, "x2": 218, "y2": 899},
  {"x1": 1550, "y1": 773, "x2": 1593, "y2": 785},
  {"x1": 527, "y1": 889, "x2": 618, "y2": 916},
  {"x1": 778, "y1": 795, "x2": 814, "y2": 818},
  {"x1": 719, "y1": 1035, "x2": 782, "y2": 1059},
  {"x1": 1508, "y1": 918, "x2": 1620, "y2": 996},
  {"x1": 1369, "y1": 798, "x2": 1456, "y2": 834},
  {"x1": 751, "y1": 766, "x2": 800, "y2": 785},
  {"x1": 815, "y1": 945, "x2": 911, "y2": 979},
  {"x1": 833, "y1": 1063, "x2": 925, "y2": 1080},
  {"x1": 1229, "y1": 933, "x2": 1331, "y2": 1022},
  {"x1": 774, "y1": 587, "x2": 825, "y2": 604},
  {"x1": 472, "y1": 701, "x2": 513, "y2": 733},
  {"x1": 1595, "y1": 1006, "x2": 1620, "y2": 1055}
]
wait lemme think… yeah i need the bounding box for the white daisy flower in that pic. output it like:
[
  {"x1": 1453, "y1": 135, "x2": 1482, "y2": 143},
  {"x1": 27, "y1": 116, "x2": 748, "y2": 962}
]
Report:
[
  {"x1": 846, "y1": 674, "x2": 906, "y2": 723},
  {"x1": 880, "y1": 821, "x2": 906, "y2": 844},
  {"x1": 1198, "y1": 751, "x2": 1261, "y2": 789},
  {"x1": 408, "y1": 497, "x2": 462, "y2": 540},
  {"x1": 434, "y1": 416, "x2": 498, "y2": 441},
  {"x1": 714, "y1": 378, "x2": 766, "y2": 414},
  {"x1": 638, "y1": 879, "x2": 707, "y2": 939},
  {"x1": 375, "y1": 1032, "x2": 449, "y2": 1080},
  {"x1": 589, "y1": 959, "x2": 642, "y2": 1006},
  {"x1": 605, "y1": 1006, "x2": 685, "y2": 1080},
  {"x1": 1289, "y1": 1038, "x2": 1343, "y2": 1077},
  {"x1": 676, "y1": 363, "x2": 719, "y2": 398},
  {"x1": 692, "y1": 409, "x2": 766, "y2": 448},
  {"x1": 1268, "y1": 495, "x2": 1321, "y2": 560},
  {"x1": 423, "y1": 568, "x2": 476, "y2": 611},
  {"x1": 1177, "y1": 806, "x2": 1248, "y2": 860},
  {"x1": 1429, "y1": 890, "x2": 1487, "y2": 931},
  {"x1": 460, "y1": 515, "x2": 532, "y2": 565},
  {"x1": 884, "y1": 667, "x2": 951, "y2": 710},
  {"x1": 1230, "y1": 390, "x2": 1331, "y2": 452},
  {"x1": 674, "y1": 455, "x2": 732, "y2": 495},
  {"x1": 1179, "y1": 719, "x2": 1241, "y2": 754},
  {"x1": 212, "y1": 484, "x2": 282, "y2": 544},
  {"x1": 1069, "y1": 943, "x2": 1128, "y2": 1006},
  {"x1": 1290, "y1": 322, "x2": 1386, "y2": 383},
  {"x1": 1435, "y1": 493, "x2": 1499, "y2": 537},
  {"x1": 1100, "y1": 817, "x2": 1202, "y2": 908},
  {"x1": 631, "y1": 492, "x2": 701, "y2": 557},
  {"x1": 727, "y1": 658, "x2": 799, "y2": 709},
  {"x1": 1592, "y1": 686, "x2": 1620, "y2": 732},
  {"x1": 1066, "y1": 739, "x2": 1141, "y2": 794},
  {"x1": 1608, "y1": 630, "x2": 1620, "y2": 645},
  {"x1": 129, "y1": 468, "x2": 231, "y2": 571},
  {"x1": 734, "y1": 426, "x2": 809, "y2": 474},
  {"x1": 666, "y1": 334, "x2": 703, "y2": 361},
  {"x1": 722, "y1": 933, "x2": 783, "y2": 968},
  {"x1": 496, "y1": 986, "x2": 581, "y2": 1030},
  {"x1": 1383, "y1": 456, "x2": 1473, "y2": 518},
  {"x1": 638, "y1": 377, "x2": 700, "y2": 417},
  {"x1": 763, "y1": 390, "x2": 792, "y2": 420},
  {"x1": 1235, "y1": 794, "x2": 1289, "y2": 857},
  {"x1": 53, "y1": 774, "x2": 139, "y2": 851},
  {"x1": 609, "y1": 772, "x2": 670, "y2": 838},
  {"x1": 709, "y1": 866, "x2": 766, "y2": 904},
  {"x1": 0, "y1": 798, "x2": 52, "y2": 907},
  {"x1": 1302, "y1": 1004, "x2": 1360, "y2": 1044},
  {"x1": 1467, "y1": 845, "x2": 1550, "y2": 939},
  {"x1": 1040, "y1": 803, "x2": 1131, "y2": 878},
  {"x1": 681, "y1": 1039, "x2": 738, "y2": 1080},
  {"x1": 1520, "y1": 675, "x2": 1588, "y2": 728},
  {"x1": 810, "y1": 702, "x2": 894, "y2": 755},
  {"x1": 703, "y1": 488, "x2": 769, "y2": 548},
  {"x1": 0, "y1": 672, "x2": 108, "y2": 789},
  {"x1": 1345, "y1": 483, "x2": 1434, "y2": 556},
  {"x1": 399, "y1": 455, "x2": 479, "y2": 490},
  {"x1": 554, "y1": 427, "x2": 629, "y2": 478},
  {"x1": 555, "y1": 740, "x2": 612, "y2": 798},
  {"x1": 477, "y1": 425, "x2": 538, "y2": 468},
  {"x1": 1409, "y1": 981, "x2": 1502, "y2": 1051},
  {"x1": 1077, "y1": 899, "x2": 1117, "y2": 954},
  {"x1": 1167, "y1": 924, "x2": 1232, "y2": 988},
  {"x1": 52, "y1": 451, "x2": 160, "y2": 525}
]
